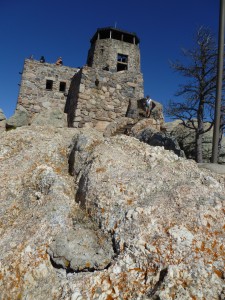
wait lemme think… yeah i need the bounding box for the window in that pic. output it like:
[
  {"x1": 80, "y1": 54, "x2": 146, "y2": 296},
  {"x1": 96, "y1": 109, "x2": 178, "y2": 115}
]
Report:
[
  {"x1": 117, "y1": 53, "x2": 128, "y2": 71},
  {"x1": 59, "y1": 81, "x2": 66, "y2": 92},
  {"x1": 46, "y1": 80, "x2": 53, "y2": 90},
  {"x1": 100, "y1": 46, "x2": 104, "y2": 54}
]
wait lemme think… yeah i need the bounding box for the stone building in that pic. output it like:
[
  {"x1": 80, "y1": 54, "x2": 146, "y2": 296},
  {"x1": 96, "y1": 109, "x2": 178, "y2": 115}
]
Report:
[
  {"x1": 65, "y1": 27, "x2": 144, "y2": 130},
  {"x1": 14, "y1": 27, "x2": 163, "y2": 130},
  {"x1": 17, "y1": 59, "x2": 78, "y2": 118}
]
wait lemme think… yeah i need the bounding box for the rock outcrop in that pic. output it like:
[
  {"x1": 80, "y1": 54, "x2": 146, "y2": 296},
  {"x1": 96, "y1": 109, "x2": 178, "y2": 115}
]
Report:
[
  {"x1": 0, "y1": 126, "x2": 225, "y2": 299},
  {"x1": 6, "y1": 105, "x2": 29, "y2": 128},
  {"x1": 31, "y1": 108, "x2": 67, "y2": 128},
  {"x1": 133, "y1": 126, "x2": 185, "y2": 158},
  {"x1": 0, "y1": 126, "x2": 77, "y2": 299},
  {"x1": 165, "y1": 120, "x2": 225, "y2": 163},
  {"x1": 6, "y1": 106, "x2": 67, "y2": 129},
  {"x1": 0, "y1": 108, "x2": 6, "y2": 133}
]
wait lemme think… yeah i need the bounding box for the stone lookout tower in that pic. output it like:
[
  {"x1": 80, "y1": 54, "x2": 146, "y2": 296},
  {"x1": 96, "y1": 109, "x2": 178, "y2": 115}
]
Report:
[
  {"x1": 86, "y1": 27, "x2": 141, "y2": 72},
  {"x1": 65, "y1": 27, "x2": 144, "y2": 130}
]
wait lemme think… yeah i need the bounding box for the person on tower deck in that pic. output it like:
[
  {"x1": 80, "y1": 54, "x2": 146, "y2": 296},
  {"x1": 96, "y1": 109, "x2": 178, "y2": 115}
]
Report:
[
  {"x1": 56, "y1": 57, "x2": 63, "y2": 65},
  {"x1": 145, "y1": 95, "x2": 155, "y2": 118}
]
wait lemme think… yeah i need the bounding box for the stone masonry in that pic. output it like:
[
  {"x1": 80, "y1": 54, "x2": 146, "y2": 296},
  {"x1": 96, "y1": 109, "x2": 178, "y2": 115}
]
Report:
[
  {"x1": 87, "y1": 27, "x2": 140, "y2": 72},
  {"x1": 17, "y1": 59, "x2": 78, "y2": 122},
  {"x1": 65, "y1": 27, "x2": 144, "y2": 130},
  {"x1": 13, "y1": 27, "x2": 163, "y2": 131},
  {"x1": 65, "y1": 66, "x2": 144, "y2": 130}
]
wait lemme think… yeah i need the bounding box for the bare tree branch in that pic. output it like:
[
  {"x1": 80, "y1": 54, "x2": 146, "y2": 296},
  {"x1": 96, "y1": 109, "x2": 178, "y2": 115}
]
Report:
[{"x1": 166, "y1": 26, "x2": 225, "y2": 162}]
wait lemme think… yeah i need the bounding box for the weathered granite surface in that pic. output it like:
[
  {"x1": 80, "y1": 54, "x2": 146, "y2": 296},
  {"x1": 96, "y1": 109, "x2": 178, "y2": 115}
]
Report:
[
  {"x1": 32, "y1": 108, "x2": 67, "y2": 128},
  {"x1": 0, "y1": 126, "x2": 77, "y2": 299},
  {"x1": 0, "y1": 108, "x2": 6, "y2": 133},
  {"x1": 198, "y1": 163, "x2": 225, "y2": 174},
  {"x1": 0, "y1": 126, "x2": 224, "y2": 299},
  {"x1": 164, "y1": 120, "x2": 225, "y2": 163},
  {"x1": 71, "y1": 131, "x2": 225, "y2": 299},
  {"x1": 133, "y1": 126, "x2": 185, "y2": 158},
  {"x1": 6, "y1": 105, "x2": 29, "y2": 128}
]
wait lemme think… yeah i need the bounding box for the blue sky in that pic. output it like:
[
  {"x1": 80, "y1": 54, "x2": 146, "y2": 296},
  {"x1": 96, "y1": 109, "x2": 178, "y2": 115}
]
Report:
[{"x1": 0, "y1": 0, "x2": 220, "y2": 120}]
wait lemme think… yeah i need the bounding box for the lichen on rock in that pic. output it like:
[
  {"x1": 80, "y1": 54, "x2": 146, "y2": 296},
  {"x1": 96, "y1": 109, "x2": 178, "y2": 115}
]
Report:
[{"x1": 0, "y1": 126, "x2": 225, "y2": 299}]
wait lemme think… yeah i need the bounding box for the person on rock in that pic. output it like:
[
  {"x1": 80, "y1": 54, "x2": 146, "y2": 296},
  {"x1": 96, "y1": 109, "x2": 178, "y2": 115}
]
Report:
[{"x1": 145, "y1": 95, "x2": 153, "y2": 118}]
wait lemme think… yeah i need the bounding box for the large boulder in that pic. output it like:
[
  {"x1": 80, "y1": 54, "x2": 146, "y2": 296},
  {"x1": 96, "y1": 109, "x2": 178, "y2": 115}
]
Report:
[
  {"x1": 6, "y1": 105, "x2": 29, "y2": 128},
  {"x1": 69, "y1": 132, "x2": 225, "y2": 299},
  {"x1": 165, "y1": 120, "x2": 225, "y2": 163},
  {"x1": 0, "y1": 108, "x2": 6, "y2": 133},
  {"x1": 134, "y1": 126, "x2": 185, "y2": 157},
  {"x1": 31, "y1": 108, "x2": 67, "y2": 128},
  {"x1": 0, "y1": 127, "x2": 224, "y2": 299},
  {"x1": 0, "y1": 126, "x2": 78, "y2": 299},
  {"x1": 198, "y1": 162, "x2": 225, "y2": 174}
]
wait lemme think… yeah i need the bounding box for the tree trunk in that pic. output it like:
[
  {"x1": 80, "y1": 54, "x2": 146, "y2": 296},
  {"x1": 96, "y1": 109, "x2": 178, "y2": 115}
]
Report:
[
  {"x1": 196, "y1": 132, "x2": 203, "y2": 162},
  {"x1": 196, "y1": 98, "x2": 204, "y2": 163},
  {"x1": 218, "y1": 121, "x2": 224, "y2": 162}
]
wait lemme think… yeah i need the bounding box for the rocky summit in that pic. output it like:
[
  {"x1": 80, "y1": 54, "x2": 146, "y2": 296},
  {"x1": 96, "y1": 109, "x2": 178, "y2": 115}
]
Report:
[{"x1": 0, "y1": 126, "x2": 225, "y2": 300}]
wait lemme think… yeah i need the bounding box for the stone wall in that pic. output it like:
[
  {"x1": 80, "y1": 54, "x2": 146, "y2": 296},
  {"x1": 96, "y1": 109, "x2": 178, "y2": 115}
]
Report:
[
  {"x1": 17, "y1": 59, "x2": 78, "y2": 121},
  {"x1": 87, "y1": 39, "x2": 141, "y2": 72},
  {"x1": 66, "y1": 66, "x2": 144, "y2": 130},
  {"x1": 64, "y1": 70, "x2": 82, "y2": 127}
]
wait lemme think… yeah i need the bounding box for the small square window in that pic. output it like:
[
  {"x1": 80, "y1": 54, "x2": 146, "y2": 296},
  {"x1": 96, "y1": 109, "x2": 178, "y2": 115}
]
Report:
[
  {"x1": 46, "y1": 80, "x2": 53, "y2": 90},
  {"x1": 117, "y1": 54, "x2": 128, "y2": 63},
  {"x1": 59, "y1": 82, "x2": 66, "y2": 92},
  {"x1": 117, "y1": 53, "x2": 128, "y2": 72}
]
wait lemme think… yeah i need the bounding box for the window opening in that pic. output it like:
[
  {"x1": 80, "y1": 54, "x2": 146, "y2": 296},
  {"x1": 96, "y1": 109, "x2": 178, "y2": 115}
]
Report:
[
  {"x1": 117, "y1": 53, "x2": 128, "y2": 71},
  {"x1": 46, "y1": 80, "x2": 53, "y2": 90},
  {"x1": 99, "y1": 31, "x2": 110, "y2": 39},
  {"x1": 100, "y1": 47, "x2": 104, "y2": 54},
  {"x1": 59, "y1": 82, "x2": 66, "y2": 92}
]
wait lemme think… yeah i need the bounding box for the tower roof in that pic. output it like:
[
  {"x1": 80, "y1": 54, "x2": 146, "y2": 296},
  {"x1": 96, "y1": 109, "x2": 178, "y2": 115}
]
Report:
[{"x1": 90, "y1": 27, "x2": 140, "y2": 45}]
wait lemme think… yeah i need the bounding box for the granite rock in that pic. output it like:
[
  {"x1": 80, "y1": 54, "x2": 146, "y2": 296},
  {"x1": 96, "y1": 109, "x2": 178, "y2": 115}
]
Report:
[
  {"x1": 0, "y1": 126, "x2": 224, "y2": 299},
  {"x1": 0, "y1": 108, "x2": 6, "y2": 133},
  {"x1": 134, "y1": 126, "x2": 185, "y2": 157},
  {"x1": 31, "y1": 108, "x2": 67, "y2": 128},
  {"x1": 6, "y1": 105, "x2": 29, "y2": 128},
  {"x1": 164, "y1": 120, "x2": 225, "y2": 163}
]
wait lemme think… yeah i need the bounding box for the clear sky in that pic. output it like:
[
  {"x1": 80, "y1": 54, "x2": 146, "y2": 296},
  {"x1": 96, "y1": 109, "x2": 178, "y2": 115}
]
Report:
[{"x1": 0, "y1": 0, "x2": 220, "y2": 120}]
